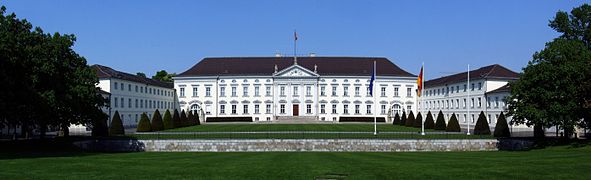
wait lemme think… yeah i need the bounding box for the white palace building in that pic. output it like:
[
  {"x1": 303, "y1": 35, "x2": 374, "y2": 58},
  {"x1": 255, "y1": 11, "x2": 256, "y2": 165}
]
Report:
[{"x1": 173, "y1": 57, "x2": 419, "y2": 123}]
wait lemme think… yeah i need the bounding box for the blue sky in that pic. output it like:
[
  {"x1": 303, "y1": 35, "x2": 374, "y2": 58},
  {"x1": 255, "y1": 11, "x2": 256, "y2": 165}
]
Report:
[{"x1": 2, "y1": 0, "x2": 588, "y2": 79}]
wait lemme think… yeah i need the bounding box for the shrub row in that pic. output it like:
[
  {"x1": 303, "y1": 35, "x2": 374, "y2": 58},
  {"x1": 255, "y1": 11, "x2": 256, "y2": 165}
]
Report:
[
  {"x1": 391, "y1": 110, "x2": 510, "y2": 137},
  {"x1": 134, "y1": 109, "x2": 200, "y2": 133}
]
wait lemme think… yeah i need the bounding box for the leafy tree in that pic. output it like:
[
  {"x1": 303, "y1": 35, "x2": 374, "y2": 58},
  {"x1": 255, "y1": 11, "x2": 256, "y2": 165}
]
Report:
[
  {"x1": 494, "y1": 112, "x2": 511, "y2": 137},
  {"x1": 109, "y1": 111, "x2": 124, "y2": 135},
  {"x1": 434, "y1": 110, "x2": 446, "y2": 130},
  {"x1": 172, "y1": 109, "x2": 181, "y2": 128},
  {"x1": 136, "y1": 113, "x2": 152, "y2": 132},
  {"x1": 136, "y1": 72, "x2": 146, "y2": 78},
  {"x1": 405, "y1": 111, "x2": 415, "y2": 127},
  {"x1": 180, "y1": 110, "x2": 188, "y2": 127},
  {"x1": 446, "y1": 113, "x2": 461, "y2": 132},
  {"x1": 393, "y1": 113, "x2": 401, "y2": 125},
  {"x1": 162, "y1": 109, "x2": 173, "y2": 129},
  {"x1": 400, "y1": 111, "x2": 407, "y2": 126},
  {"x1": 507, "y1": 4, "x2": 591, "y2": 138},
  {"x1": 413, "y1": 112, "x2": 423, "y2": 128},
  {"x1": 151, "y1": 109, "x2": 164, "y2": 131},
  {"x1": 152, "y1": 70, "x2": 176, "y2": 82},
  {"x1": 424, "y1": 111, "x2": 435, "y2": 129},
  {"x1": 473, "y1": 111, "x2": 491, "y2": 135}
]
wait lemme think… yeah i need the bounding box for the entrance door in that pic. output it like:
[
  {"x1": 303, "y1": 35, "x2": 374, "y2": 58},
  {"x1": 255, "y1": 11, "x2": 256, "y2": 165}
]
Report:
[{"x1": 293, "y1": 104, "x2": 299, "y2": 116}]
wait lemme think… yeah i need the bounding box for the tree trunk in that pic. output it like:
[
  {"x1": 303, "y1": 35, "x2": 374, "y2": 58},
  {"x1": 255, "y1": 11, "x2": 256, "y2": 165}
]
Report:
[
  {"x1": 39, "y1": 123, "x2": 47, "y2": 139},
  {"x1": 534, "y1": 124, "x2": 545, "y2": 138},
  {"x1": 61, "y1": 124, "x2": 69, "y2": 137}
]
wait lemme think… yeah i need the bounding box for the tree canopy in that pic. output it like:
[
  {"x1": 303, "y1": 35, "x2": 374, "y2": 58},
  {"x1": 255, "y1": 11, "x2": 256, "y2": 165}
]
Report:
[{"x1": 152, "y1": 70, "x2": 176, "y2": 82}]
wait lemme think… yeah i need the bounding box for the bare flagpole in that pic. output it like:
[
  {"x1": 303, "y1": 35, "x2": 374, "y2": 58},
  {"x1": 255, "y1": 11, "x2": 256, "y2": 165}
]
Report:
[
  {"x1": 373, "y1": 61, "x2": 377, "y2": 136},
  {"x1": 421, "y1": 62, "x2": 425, "y2": 135},
  {"x1": 467, "y1": 64, "x2": 471, "y2": 135}
]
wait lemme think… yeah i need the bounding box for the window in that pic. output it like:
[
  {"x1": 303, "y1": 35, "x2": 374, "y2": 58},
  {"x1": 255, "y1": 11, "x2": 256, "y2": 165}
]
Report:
[
  {"x1": 306, "y1": 104, "x2": 311, "y2": 114},
  {"x1": 463, "y1": 84, "x2": 467, "y2": 92},
  {"x1": 394, "y1": 87, "x2": 399, "y2": 97},
  {"x1": 451, "y1": 86, "x2": 454, "y2": 94},
  {"x1": 231, "y1": 87, "x2": 237, "y2": 97},
  {"x1": 266, "y1": 87, "x2": 271, "y2": 96},
  {"x1": 140, "y1": 86, "x2": 143, "y2": 93},
  {"x1": 231, "y1": 105, "x2": 237, "y2": 114},
  {"x1": 128, "y1": 99, "x2": 131, "y2": 108},
  {"x1": 471, "y1": 98, "x2": 474, "y2": 108},
  {"x1": 306, "y1": 86, "x2": 311, "y2": 96},
  {"x1": 393, "y1": 104, "x2": 401, "y2": 115},
  {"x1": 495, "y1": 97, "x2": 499, "y2": 107},
  {"x1": 320, "y1": 104, "x2": 326, "y2": 114},
  {"x1": 280, "y1": 86, "x2": 285, "y2": 96},
  {"x1": 463, "y1": 98, "x2": 467, "y2": 108},
  {"x1": 149, "y1": 88, "x2": 151, "y2": 94},
  {"x1": 206, "y1": 87, "x2": 211, "y2": 97},
  {"x1": 381, "y1": 87, "x2": 386, "y2": 97},
  {"x1": 192, "y1": 87, "x2": 198, "y2": 97},
  {"x1": 320, "y1": 86, "x2": 326, "y2": 96},
  {"x1": 180, "y1": 88, "x2": 185, "y2": 97},
  {"x1": 121, "y1": 98, "x2": 125, "y2": 108},
  {"x1": 220, "y1": 105, "x2": 225, "y2": 114},
  {"x1": 343, "y1": 86, "x2": 349, "y2": 96},
  {"x1": 367, "y1": 105, "x2": 372, "y2": 114},
  {"x1": 128, "y1": 84, "x2": 131, "y2": 91},
  {"x1": 456, "y1": 99, "x2": 460, "y2": 108},
  {"x1": 407, "y1": 105, "x2": 412, "y2": 114},
  {"x1": 254, "y1": 105, "x2": 259, "y2": 114},
  {"x1": 471, "y1": 114, "x2": 475, "y2": 123},
  {"x1": 135, "y1": 99, "x2": 138, "y2": 108},
  {"x1": 293, "y1": 86, "x2": 298, "y2": 96},
  {"x1": 266, "y1": 104, "x2": 271, "y2": 114},
  {"x1": 332, "y1": 104, "x2": 337, "y2": 114},
  {"x1": 121, "y1": 83, "x2": 125, "y2": 91},
  {"x1": 355, "y1": 87, "x2": 360, "y2": 96},
  {"x1": 243, "y1": 105, "x2": 248, "y2": 114},
  {"x1": 478, "y1": 97, "x2": 482, "y2": 108},
  {"x1": 471, "y1": 83, "x2": 475, "y2": 91},
  {"x1": 343, "y1": 104, "x2": 349, "y2": 114},
  {"x1": 206, "y1": 105, "x2": 211, "y2": 114},
  {"x1": 140, "y1": 99, "x2": 143, "y2": 108},
  {"x1": 456, "y1": 86, "x2": 459, "y2": 93},
  {"x1": 243, "y1": 87, "x2": 248, "y2": 96},
  {"x1": 463, "y1": 114, "x2": 467, "y2": 123},
  {"x1": 114, "y1": 97, "x2": 118, "y2": 107},
  {"x1": 135, "y1": 85, "x2": 138, "y2": 92},
  {"x1": 220, "y1": 87, "x2": 226, "y2": 97},
  {"x1": 407, "y1": 88, "x2": 412, "y2": 97},
  {"x1": 355, "y1": 105, "x2": 360, "y2": 114},
  {"x1": 280, "y1": 104, "x2": 285, "y2": 114},
  {"x1": 114, "y1": 82, "x2": 118, "y2": 90},
  {"x1": 487, "y1": 97, "x2": 491, "y2": 107},
  {"x1": 478, "y1": 82, "x2": 482, "y2": 90},
  {"x1": 332, "y1": 86, "x2": 337, "y2": 96},
  {"x1": 381, "y1": 105, "x2": 386, "y2": 114},
  {"x1": 488, "y1": 114, "x2": 492, "y2": 124},
  {"x1": 255, "y1": 86, "x2": 260, "y2": 96}
]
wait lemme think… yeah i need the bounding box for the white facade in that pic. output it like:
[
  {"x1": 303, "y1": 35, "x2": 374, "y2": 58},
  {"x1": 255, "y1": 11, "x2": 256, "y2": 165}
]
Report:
[{"x1": 175, "y1": 64, "x2": 418, "y2": 122}]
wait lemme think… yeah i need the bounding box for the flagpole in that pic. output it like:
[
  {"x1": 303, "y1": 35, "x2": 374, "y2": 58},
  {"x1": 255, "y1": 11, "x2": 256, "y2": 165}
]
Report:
[
  {"x1": 467, "y1": 64, "x2": 471, "y2": 135},
  {"x1": 373, "y1": 61, "x2": 377, "y2": 136},
  {"x1": 421, "y1": 62, "x2": 425, "y2": 135},
  {"x1": 294, "y1": 30, "x2": 297, "y2": 64}
]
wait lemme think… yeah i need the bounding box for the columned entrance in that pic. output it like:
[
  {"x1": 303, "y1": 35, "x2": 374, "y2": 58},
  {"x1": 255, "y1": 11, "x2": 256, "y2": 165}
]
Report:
[{"x1": 293, "y1": 104, "x2": 299, "y2": 116}]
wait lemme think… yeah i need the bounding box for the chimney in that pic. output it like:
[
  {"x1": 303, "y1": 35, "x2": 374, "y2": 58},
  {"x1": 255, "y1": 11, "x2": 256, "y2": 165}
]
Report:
[{"x1": 309, "y1": 53, "x2": 316, "y2": 57}]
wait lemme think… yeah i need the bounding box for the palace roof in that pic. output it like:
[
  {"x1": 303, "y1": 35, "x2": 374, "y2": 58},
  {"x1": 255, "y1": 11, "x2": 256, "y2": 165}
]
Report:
[
  {"x1": 92, "y1": 64, "x2": 173, "y2": 89},
  {"x1": 424, "y1": 64, "x2": 519, "y2": 87}
]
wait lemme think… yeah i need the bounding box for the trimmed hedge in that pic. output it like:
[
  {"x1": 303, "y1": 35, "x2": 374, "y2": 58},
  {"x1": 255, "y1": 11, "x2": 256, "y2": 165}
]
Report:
[
  {"x1": 393, "y1": 113, "x2": 401, "y2": 125},
  {"x1": 172, "y1": 109, "x2": 181, "y2": 128},
  {"x1": 151, "y1": 109, "x2": 164, "y2": 131},
  {"x1": 446, "y1": 113, "x2": 461, "y2": 132},
  {"x1": 163, "y1": 109, "x2": 173, "y2": 130},
  {"x1": 473, "y1": 111, "x2": 491, "y2": 135},
  {"x1": 400, "y1": 111, "x2": 407, "y2": 125},
  {"x1": 434, "y1": 110, "x2": 446, "y2": 130},
  {"x1": 136, "y1": 113, "x2": 152, "y2": 132},
  {"x1": 424, "y1": 111, "x2": 435, "y2": 129},
  {"x1": 413, "y1": 112, "x2": 423, "y2": 128},
  {"x1": 180, "y1": 110, "x2": 189, "y2": 127},
  {"x1": 109, "y1": 111, "x2": 124, "y2": 135},
  {"x1": 405, "y1": 111, "x2": 415, "y2": 127},
  {"x1": 494, "y1": 112, "x2": 510, "y2": 137}
]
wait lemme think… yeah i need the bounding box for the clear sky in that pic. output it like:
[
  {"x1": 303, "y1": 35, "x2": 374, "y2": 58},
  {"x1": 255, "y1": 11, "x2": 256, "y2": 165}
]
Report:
[{"x1": 2, "y1": 0, "x2": 588, "y2": 79}]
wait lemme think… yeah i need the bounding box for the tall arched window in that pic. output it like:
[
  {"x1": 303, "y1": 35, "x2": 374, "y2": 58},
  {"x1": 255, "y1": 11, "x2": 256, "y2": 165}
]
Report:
[
  {"x1": 392, "y1": 104, "x2": 402, "y2": 116},
  {"x1": 190, "y1": 104, "x2": 200, "y2": 116}
]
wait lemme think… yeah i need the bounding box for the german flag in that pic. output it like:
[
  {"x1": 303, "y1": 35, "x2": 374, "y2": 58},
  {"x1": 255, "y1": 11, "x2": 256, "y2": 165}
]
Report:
[{"x1": 417, "y1": 66, "x2": 423, "y2": 97}]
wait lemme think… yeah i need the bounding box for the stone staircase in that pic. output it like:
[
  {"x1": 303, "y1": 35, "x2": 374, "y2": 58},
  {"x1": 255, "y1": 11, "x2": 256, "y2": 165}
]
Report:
[{"x1": 273, "y1": 116, "x2": 330, "y2": 124}]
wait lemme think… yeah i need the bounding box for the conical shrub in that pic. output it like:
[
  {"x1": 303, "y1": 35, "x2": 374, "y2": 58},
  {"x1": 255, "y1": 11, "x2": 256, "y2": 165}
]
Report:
[
  {"x1": 194, "y1": 110, "x2": 200, "y2": 125},
  {"x1": 405, "y1": 111, "x2": 415, "y2": 127},
  {"x1": 180, "y1": 110, "x2": 188, "y2": 127},
  {"x1": 434, "y1": 110, "x2": 446, "y2": 130},
  {"x1": 413, "y1": 112, "x2": 423, "y2": 128},
  {"x1": 446, "y1": 113, "x2": 461, "y2": 132},
  {"x1": 474, "y1": 111, "x2": 491, "y2": 135},
  {"x1": 400, "y1": 111, "x2": 407, "y2": 125},
  {"x1": 136, "y1": 113, "x2": 152, "y2": 132},
  {"x1": 187, "y1": 111, "x2": 195, "y2": 126},
  {"x1": 494, "y1": 112, "x2": 510, "y2": 137},
  {"x1": 163, "y1": 109, "x2": 173, "y2": 130},
  {"x1": 151, "y1": 109, "x2": 164, "y2": 131},
  {"x1": 424, "y1": 111, "x2": 435, "y2": 129},
  {"x1": 109, "y1": 111, "x2": 125, "y2": 135},
  {"x1": 172, "y1": 109, "x2": 181, "y2": 128},
  {"x1": 393, "y1": 113, "x2": 401, "y2": 125}
]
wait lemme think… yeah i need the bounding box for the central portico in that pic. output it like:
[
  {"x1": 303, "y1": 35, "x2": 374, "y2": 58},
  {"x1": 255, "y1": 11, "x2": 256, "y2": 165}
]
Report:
[{"x1": 173, "y1": 56, "x2": 418, "y2": 122}]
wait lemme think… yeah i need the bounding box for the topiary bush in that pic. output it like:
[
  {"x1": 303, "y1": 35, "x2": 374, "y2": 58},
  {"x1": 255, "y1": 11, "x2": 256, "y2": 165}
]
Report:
[
  {"x1": 163, "y1": 109, "x2": 173, "y2": 130},
  {"x1": 136, "y1": 113, "x2": 152, "y2": 132},
  {"x1": 473, "y1": 111, "x2": 491, "y2": 135},
  {"x1": 400, "y1": 111, "x2": 407, "y2": 125},
  {"x1": 434, "y1": 110, "x2": 446, "y2": 130},
  {"x1": 151, "y1": 109, "x2": 164, "y2": 131},
  {"x1": 172, "y1": 109, "x2": 181, "y2": 128},
  {"x1": 194, "y1": 110, "x2": 200, "y2": 125},
  {"x1": 180, "y1": 110, "x2": 188, "y2": 127},
  {"x1": 393, "y1": 113, "x2": 401, "y2": 125},
  {"x1": 405, "y1": 111, "x2": 415, "y2": 127},
  {"x1": 446, "y1": 113, "x2": 461, "y2": 132},
  {"x1": 413, "y1": 112, "x2": 423, "y2": 128},
  {"x1": 109, "y1": 111, "x2": 125, "y2": 136},
  {"x1": 494, "y1": 112, "x2": 511, "y2": 137},
  {"x1": 424, "y1": 111, "x2": 435, "y2": 129},
  {"x1": 187, "y1": 111, "x2": 195, "y2": 126}
]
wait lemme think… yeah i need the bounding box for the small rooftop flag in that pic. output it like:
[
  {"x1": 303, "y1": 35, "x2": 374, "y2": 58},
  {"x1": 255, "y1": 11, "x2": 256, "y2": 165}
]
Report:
[
  {"x1": 417, "y1": 66, "x2": 423, "y2": 97},
  {"x1": 294, "y1": 31, "x2": 298, "y2": 41},
  {"x1": 369, "y1": 61, "x2": 376, "y2": 96}
]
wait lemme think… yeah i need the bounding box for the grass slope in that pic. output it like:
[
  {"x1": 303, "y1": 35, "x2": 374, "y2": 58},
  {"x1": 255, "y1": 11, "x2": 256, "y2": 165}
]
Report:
[{"x1": 0, "y1": 145, "x2": 589, "y2": 179}]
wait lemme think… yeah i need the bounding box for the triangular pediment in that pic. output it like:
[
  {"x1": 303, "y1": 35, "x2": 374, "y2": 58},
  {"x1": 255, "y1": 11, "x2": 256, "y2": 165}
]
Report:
[{"x1": 274, "y1": 64, "x2": 319, "y2": 77}]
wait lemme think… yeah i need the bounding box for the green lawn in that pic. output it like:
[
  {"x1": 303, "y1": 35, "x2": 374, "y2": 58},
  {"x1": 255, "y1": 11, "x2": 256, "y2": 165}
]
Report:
[
  {"x1": 0, "y1": 145, "x2": 589, "y2": 179},
  {"x1": 166, "y1": 124, "x2": 434, "y2": 132}
]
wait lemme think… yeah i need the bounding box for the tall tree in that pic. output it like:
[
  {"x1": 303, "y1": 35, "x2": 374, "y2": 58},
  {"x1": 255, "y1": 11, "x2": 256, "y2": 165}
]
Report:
[{"x1": 152, "y1": 70, "x2": 176, "y2": 82}]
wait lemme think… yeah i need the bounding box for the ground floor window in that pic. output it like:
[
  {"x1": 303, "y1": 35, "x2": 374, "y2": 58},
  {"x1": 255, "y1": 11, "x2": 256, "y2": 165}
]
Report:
[
  {"x1": 254, "y1": 105, "x2": 260, "y2": 114},
  {"x1": 332, "y1": 104, "x2": 337, "y2": 114},
  {"x1": 306, "y1": 104, "x2": 312, "y2": 114},
  {"x1": 220, "y1": 105, "x2": 225, "y2": 114},
  {"x1": 232, "y1": 105, "x2": 237, "y2": 114},
  {"x1": 381, "y1": 105, "x2": 386, "y2": 115},
  {"x1": 320, "y1": 104, "x2": 326, "y2": 114},
  {"x1": 280, "y1": 104, "x2": 285, "y2": 114},
  {"x1": 266, "y1": 104, "x2": 271, "y2": 114},
  {"x1": 367, "y1": 105, "x2": 372, "y2": 114}
]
